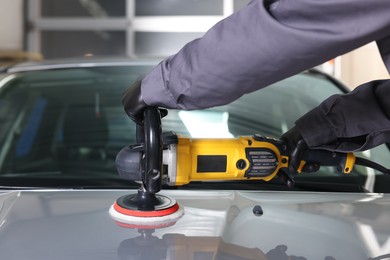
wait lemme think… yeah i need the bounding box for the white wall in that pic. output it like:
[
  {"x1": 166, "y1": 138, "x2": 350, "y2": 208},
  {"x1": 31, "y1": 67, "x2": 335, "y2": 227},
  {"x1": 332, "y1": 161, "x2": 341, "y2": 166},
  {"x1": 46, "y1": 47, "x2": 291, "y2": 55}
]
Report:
[
  {"x1": 339, "y1": 42, "x2": 390, "y2": 89},
  {"x1": 0, "y1": 0, "x2": 23, "y2": 50}
]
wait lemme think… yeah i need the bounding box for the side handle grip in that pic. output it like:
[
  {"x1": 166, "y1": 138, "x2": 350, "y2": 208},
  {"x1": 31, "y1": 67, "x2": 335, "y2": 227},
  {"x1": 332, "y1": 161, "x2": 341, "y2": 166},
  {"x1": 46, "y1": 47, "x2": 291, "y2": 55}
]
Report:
[{"x1": 301, "y1": 150, "x2": 355, "y2": 174}]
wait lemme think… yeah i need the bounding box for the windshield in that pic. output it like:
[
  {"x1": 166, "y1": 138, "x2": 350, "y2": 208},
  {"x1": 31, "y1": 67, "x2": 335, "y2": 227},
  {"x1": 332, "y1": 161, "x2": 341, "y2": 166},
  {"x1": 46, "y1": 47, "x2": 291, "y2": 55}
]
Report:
[{"x1": 0, "y1": 65, "x2": 389, "y2": 192}]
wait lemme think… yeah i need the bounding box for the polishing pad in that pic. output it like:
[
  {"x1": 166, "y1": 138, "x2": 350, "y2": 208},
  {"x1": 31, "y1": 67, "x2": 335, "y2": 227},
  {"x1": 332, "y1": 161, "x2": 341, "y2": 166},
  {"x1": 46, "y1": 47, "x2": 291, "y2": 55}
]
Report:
[{"x1": 109, "y1": 194, "x2": 184, "y2": 229}]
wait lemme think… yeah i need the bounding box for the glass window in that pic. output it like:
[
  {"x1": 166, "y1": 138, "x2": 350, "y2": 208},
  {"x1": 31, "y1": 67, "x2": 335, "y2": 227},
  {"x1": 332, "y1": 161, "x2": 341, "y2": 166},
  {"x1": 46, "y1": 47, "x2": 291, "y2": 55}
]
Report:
[
  {"x1": 2, "y1": 66, "x2": 389, "y2": 189},
  {"x1": 0, "y1": 66, "x2": 153, "y2": 178},
  {"x1": 41, "y1": 0, "x2": 126, "y2": 17},
  {"x1": 0, "y1": 84, "x2": 28, "y2": 148},
  {"x1": 135, "y1": 0, "x2": 224, "y2": 16},
  {"x1": 135, "y1": 32, "x2": 204, "y2": 57},
  {"x1": 41, "y1": 31, "x2": 126, "y2": 59},
  {"x1": 1, "y1": 70, "x2": 347, "y2": 171}
]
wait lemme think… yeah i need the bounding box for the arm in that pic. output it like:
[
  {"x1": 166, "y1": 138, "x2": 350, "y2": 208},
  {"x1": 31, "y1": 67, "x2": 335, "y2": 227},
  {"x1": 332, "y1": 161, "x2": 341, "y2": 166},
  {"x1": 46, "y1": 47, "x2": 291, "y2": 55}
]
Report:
[{"x1": 141, "y1": 0, "x2": 390, "y2": 109}]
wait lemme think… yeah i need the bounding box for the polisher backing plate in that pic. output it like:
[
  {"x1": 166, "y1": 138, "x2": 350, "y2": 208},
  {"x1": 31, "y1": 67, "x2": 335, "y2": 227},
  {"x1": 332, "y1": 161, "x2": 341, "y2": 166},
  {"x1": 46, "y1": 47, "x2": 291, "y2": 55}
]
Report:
[{"x1": 109, "y1": 194, "x2": 184, "y2": 229}]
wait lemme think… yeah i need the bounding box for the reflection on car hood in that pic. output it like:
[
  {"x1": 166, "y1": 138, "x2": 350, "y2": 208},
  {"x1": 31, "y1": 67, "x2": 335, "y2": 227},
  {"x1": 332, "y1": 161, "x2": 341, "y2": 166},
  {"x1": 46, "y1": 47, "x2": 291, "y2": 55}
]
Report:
[{"x1": 0, "y1": 189, "x2": 389, "y2": 260}]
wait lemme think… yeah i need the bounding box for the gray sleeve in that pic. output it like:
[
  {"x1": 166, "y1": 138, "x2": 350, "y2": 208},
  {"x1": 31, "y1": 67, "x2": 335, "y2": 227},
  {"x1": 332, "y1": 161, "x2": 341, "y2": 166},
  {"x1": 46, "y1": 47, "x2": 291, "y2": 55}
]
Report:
[
  {"x1": 296, "y1": 80, "x2": 390, "y2": 152},
  {"x1": 140, "y1": 0, "x2": 390, "y2": 109}
]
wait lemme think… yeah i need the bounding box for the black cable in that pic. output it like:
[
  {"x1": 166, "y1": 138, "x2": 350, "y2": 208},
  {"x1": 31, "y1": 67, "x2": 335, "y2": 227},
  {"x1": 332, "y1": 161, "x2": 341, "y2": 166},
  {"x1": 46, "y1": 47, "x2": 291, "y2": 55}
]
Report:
[{"x1": 355, "y1": 157, "x2": 390, "y2": 175}]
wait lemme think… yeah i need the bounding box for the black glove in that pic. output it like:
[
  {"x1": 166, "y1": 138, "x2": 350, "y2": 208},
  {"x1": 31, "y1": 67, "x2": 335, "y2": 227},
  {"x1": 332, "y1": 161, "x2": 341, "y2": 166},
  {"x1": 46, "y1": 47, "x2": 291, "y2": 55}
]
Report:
[
  {"x1": 122, "y1": 80, "x2": 148, "y2": 125},
  {"x1": 281, "y1": 126, "x2": 319, "y2": 174},
  {"x1": 122, "y1": 80, "x2": 168, "y2": 125}
]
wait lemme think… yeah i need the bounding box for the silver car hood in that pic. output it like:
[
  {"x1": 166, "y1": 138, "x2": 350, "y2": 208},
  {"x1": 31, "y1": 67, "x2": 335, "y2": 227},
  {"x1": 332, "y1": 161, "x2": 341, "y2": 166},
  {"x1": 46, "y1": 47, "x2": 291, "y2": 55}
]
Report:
[{"x1": 0, "y1": 189, "x2": 389, "y2": 260}]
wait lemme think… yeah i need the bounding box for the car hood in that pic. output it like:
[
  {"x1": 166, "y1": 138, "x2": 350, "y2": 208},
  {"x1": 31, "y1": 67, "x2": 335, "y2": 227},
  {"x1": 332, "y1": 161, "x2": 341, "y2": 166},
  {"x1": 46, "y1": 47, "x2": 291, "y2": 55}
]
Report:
[{"x1": 0, "y1": 189, "x2": 389, "y2": 260}]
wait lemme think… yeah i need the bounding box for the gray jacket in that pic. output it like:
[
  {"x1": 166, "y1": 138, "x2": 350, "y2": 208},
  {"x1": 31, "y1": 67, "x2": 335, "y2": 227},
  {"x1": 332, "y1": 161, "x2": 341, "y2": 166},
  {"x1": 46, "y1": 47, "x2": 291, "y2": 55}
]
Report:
[{"x1": 141, "y1": 0, "x2": 390, "y2": 152}]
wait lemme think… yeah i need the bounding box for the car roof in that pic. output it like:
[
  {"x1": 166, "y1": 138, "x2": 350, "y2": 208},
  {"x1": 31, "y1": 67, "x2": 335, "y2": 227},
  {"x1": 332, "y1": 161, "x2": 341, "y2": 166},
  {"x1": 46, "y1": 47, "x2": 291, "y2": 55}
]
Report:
[
  {"x1": 2, "y1": 56, "x2": 348, "y2": 92},
  {"x1": 2, "y1": 56, "x2": 160, "y2": 73}
]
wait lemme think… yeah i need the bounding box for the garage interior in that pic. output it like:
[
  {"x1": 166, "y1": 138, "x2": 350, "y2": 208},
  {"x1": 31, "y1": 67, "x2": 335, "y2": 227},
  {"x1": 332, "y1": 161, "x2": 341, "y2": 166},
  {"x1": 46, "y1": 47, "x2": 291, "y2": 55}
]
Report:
[{"x1": 0, "y1": 0, "x2": 389, "y2": 89}]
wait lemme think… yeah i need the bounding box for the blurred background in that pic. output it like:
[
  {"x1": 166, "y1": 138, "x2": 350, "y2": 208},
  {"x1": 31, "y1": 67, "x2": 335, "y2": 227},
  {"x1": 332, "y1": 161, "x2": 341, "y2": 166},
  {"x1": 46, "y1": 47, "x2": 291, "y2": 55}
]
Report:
[{"x1": 0, "y1": 0, "x2": 388, "y2": 88}]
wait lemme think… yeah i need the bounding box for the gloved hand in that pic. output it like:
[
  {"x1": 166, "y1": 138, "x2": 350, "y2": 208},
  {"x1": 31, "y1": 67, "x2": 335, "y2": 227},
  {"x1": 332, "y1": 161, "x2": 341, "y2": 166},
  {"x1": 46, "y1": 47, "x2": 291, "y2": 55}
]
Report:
[
  {"x1": 122, "y1": 80, "x2": 148, "y2": 125},
  {"x1": 281, "y1": 126, "x2": 319, "y2": 174},
  {"x1": 122, "y1": 80, "x2": 167, "y2": 125}
]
